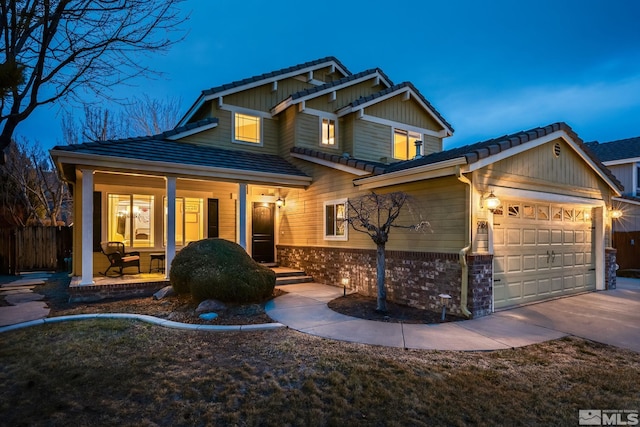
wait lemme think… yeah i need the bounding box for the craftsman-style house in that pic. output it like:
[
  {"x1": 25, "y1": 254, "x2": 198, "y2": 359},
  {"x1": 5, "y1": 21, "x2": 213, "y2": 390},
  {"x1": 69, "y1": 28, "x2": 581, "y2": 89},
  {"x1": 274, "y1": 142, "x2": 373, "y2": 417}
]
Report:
[{"x1": 51, "y1": 57, "x2": 622, "y2": 317}]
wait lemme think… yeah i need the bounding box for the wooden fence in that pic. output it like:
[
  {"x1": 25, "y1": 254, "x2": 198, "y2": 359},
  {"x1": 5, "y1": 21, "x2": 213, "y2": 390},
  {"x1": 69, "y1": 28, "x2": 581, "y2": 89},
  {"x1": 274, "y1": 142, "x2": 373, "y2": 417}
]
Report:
[
  {"x1": 612, "y1": 231, "x2": 640, "y2": 271},
  {"x1": 0, "y1": 226, "x2": 72, "y2": 275}
]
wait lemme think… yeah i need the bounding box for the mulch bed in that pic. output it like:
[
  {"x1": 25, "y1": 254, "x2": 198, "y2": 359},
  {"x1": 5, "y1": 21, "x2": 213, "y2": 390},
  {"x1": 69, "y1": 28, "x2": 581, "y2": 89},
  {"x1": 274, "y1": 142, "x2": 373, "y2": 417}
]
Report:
[
  {"x1": 328, "y1": 292, "x2": 464, "y2": 324},
  {"x1": 3, "y1": 272, "x2": 461, "y2": 325}
]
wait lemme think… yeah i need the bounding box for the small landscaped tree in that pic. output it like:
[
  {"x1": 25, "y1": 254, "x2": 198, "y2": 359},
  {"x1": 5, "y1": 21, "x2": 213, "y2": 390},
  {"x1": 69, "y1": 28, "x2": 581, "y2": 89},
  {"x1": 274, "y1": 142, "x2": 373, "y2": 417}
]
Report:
[{"x1": 346, "y1": 191, "x2": 430, "y2": 312}]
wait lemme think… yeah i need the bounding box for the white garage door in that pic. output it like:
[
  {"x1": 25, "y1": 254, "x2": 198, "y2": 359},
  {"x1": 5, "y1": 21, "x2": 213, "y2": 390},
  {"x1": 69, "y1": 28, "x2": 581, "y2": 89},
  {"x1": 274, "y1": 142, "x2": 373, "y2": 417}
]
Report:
[{"x1": 493, "y1": 201, "x2": 595, "y2": 309}]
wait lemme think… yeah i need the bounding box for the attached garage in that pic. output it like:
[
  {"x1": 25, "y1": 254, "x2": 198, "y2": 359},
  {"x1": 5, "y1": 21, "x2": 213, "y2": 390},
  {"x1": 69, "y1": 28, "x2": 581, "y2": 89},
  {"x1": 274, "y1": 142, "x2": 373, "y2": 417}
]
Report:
[{"x1": 493, "y1": 200, "x2": 596, "y2": 309}]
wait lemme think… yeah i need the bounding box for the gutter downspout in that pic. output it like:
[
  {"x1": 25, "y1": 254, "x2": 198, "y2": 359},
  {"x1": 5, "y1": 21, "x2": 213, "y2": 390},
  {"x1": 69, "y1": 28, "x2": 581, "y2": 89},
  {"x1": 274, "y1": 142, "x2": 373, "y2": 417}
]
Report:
[{"x1": 456, "y1": 166, "x2": 473, "y2": 318}]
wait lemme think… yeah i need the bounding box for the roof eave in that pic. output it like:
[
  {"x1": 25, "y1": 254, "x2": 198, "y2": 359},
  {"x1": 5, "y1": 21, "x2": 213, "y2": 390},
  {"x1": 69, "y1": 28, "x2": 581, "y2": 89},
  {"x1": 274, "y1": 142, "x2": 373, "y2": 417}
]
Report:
[
  {"x1": 50, "y1": 150, "x2": 312, "y2": 188},
  {"x1": 353, "y1": 157, "x2": 467, "y2": 190}
]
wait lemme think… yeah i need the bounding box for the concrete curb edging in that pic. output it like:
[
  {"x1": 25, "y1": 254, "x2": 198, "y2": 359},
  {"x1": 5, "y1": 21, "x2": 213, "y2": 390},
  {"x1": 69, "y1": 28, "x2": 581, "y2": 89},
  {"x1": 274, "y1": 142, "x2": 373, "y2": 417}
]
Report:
[{"x1": 0, "y1": 313, "x2": 286, "y2": 334}]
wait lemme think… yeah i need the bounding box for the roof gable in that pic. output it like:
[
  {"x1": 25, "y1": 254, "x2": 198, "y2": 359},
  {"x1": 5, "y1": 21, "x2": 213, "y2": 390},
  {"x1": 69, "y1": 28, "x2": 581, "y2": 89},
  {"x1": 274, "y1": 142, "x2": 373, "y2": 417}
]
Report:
[
  {"x1": 336, "y1": 82, "x2": 454, "y2": 136},
  {"x1": 270, "y1": 68, "x2": 393, "y2": 115},
  {"x1": 355, "y1": 122, "x2": 622, "y2": 194},
  {"x1": 178, "y1": 57, "x2": 350, "y2": 126}
]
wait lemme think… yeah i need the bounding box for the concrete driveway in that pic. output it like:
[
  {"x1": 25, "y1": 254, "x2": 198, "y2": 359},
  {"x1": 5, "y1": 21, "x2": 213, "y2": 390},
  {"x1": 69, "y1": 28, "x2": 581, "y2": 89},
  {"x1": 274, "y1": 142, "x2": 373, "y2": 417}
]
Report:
[{"x1": 493, "y1": 277, "x2": 640, "y2": 352}]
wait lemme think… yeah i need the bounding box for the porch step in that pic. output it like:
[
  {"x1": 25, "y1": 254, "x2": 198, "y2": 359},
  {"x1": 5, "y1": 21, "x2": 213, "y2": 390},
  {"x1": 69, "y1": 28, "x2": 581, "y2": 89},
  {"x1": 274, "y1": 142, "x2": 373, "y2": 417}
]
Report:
[{"x1": 272, "y1": 267, "x2": 314, "y2": 286}]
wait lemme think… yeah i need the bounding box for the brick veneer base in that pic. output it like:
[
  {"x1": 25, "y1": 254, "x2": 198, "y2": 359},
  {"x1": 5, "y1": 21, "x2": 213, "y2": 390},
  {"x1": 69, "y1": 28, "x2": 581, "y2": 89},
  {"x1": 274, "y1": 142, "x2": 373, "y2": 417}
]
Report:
[
  {"x1": 605, "y1": 247, "x2": 617, "y2": 290},
  {"x1": 277, "y1": 245, "x2": 482, "y2": 317},
  {"x1": 68, "y1": 280, "x2": 169, "y2": 302},
  {"x1": 467, "y1": 254, "x2": 493, "y2": 318}
]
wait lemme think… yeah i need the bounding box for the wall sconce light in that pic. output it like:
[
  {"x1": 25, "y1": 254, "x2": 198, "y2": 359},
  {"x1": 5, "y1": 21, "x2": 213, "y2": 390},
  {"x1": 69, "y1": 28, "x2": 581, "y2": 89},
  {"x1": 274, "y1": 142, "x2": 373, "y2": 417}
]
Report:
[
  {"x1": 438, "y1": 293, "x2": 452, "y2": 321},
  {"x1": 481, "y1": 190, "x2": 501, "y2": 212},
  {"x1": 276, "y1": 197, "x2": 285, "y2": 208},
  {"x1": 610, "y1": 208, "x2": 623, "y2": 219}
]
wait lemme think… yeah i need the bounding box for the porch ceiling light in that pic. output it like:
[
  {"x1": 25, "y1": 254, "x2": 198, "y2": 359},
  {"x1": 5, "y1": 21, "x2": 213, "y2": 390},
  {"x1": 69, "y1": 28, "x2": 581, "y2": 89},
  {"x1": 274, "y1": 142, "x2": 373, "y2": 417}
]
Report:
[
  {"x1": 276, "y1": 197, "x2": 285, "y2": 208},
  {"x1": 482, "y1": 190, "x2": 501, "y2": 212}
]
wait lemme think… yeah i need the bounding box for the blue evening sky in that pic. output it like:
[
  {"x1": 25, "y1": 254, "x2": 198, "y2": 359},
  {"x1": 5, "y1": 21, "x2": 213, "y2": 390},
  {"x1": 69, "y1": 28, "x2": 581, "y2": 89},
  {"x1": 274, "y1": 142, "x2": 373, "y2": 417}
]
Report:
[{"x1": 19, "y1": 0, "x2": 640, "y2": 151}]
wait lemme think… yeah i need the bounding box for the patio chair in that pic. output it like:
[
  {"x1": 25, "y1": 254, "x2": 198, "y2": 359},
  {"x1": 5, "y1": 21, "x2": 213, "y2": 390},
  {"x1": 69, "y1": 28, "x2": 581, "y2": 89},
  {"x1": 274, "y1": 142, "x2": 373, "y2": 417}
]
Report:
[{"x1": 100, "y1": 241, "x2": 141, "y2": 276}]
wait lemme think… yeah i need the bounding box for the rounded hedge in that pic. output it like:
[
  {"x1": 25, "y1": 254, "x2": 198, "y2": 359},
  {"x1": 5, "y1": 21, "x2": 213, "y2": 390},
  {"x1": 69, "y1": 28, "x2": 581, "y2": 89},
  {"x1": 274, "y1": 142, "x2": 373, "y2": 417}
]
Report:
[{"x1": 169, "y1": 238, "x2": 276, "y2": 303}]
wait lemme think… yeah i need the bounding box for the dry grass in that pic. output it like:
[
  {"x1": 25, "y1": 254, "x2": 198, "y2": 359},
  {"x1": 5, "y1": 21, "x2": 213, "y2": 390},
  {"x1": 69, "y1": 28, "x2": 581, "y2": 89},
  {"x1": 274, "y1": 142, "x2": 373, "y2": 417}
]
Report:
[{"x1": 1, "y1": 320, "x2": 639, "y2": 426}]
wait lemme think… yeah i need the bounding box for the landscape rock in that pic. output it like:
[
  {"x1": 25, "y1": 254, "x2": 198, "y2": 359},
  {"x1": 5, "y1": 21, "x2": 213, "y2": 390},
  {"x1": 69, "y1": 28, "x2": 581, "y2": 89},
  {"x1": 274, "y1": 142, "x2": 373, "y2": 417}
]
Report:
[
  {"x1": 198, "y1": 312, "x2": 218, "y2": 321},
  {"x1": 153, "y1": 286, "x2": 175, "y2": 300},
  {"x1": 196, "y1": 299, "x2": 227, "y2": 313}
]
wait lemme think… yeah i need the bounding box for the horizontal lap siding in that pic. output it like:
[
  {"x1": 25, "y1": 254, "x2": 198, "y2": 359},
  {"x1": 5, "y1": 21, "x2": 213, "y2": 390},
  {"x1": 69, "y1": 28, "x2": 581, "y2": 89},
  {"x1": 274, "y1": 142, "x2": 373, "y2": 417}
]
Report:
[
  {"x1": 352, "y1": 120, "x2": 391, "y2": 162},
  {"x1": 279, "y1": 164, "x2": 467, "y2": 253}
]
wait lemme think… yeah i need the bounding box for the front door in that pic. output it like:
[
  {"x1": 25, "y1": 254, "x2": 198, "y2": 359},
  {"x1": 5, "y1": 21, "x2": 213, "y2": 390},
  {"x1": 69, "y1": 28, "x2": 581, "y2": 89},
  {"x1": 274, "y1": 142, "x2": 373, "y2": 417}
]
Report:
[{"x1": 251, "y1": 202, "x2": 275, "y2": 263}]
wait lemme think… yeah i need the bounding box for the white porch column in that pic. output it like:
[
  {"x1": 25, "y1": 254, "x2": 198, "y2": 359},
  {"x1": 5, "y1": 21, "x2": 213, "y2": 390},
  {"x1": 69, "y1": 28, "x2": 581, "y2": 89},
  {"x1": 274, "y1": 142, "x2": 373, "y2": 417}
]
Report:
[
  {"x1": 238, "y1": 183, "x2": 247, "y2": 250},
  {"x1": 80, "y1": 168, "x2": 94, "y2": 285},
  {"x1": 165, "y1": 176, "x2": 177, "y2": 279}
]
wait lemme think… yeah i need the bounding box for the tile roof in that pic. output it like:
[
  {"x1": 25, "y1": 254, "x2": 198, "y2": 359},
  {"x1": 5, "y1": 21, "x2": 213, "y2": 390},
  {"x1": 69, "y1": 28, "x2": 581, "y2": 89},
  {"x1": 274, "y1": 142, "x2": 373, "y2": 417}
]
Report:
[
  {"x1": 201, "y1": 56, "x2": 351, "y2": 97},
  {"x1": 344, "y1": 82, "x2": 454, "y2": 133},
  {"x1": 51, "y1": 137, "x2": 309, "y2": 178},
  {"x1": 161, "y1": 117, "x2": 218, "y2": 138},
  {"x1": 586, "y1": 136, "x2": 640, "y2": 162},
  {"x1": 291, "y1": 147, "x2": 387, "y2": 175},
  {"x1": 288, "y1": 68, "x2": 393, "y2": 101}
]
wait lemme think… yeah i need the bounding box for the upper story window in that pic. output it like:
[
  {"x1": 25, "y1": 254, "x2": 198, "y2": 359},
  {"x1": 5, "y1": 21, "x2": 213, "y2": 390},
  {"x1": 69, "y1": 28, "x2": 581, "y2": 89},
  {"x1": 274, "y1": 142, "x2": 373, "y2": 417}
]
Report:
[
  {"x1": 234, "y1": 112, "x2": 261, "y2": 144},
  {"x1": 393, "y1": 129, "x2": 421, "y2": 160},
  {"x1": 324, "y1": 199, "x2": 348, "y2": 241},
  {"x1": 321, "y1": 118, "x2": 336, "y2": 146}
]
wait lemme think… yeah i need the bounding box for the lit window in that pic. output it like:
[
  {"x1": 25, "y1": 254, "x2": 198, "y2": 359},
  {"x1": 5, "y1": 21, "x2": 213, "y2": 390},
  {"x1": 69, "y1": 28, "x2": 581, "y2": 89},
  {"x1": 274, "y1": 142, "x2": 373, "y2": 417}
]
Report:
[
  {"x1": 108, "y1": 194, "x2": 154, "y2": 248},
  {"x1": 324, "y1": 200, "x2": 347, "y2": 240},
  {"x1": 321, "y1": 118, "x2": 336, "y2": 146},
  {"x1": 393, "y1": 129, "x2": 421, "y2": 160},
  {"x1": 234, "y1": 113, "x2": 261, "y2": 144},
  {"x1": 164, "y1": 197, "x2": 203, "y2": 246}
]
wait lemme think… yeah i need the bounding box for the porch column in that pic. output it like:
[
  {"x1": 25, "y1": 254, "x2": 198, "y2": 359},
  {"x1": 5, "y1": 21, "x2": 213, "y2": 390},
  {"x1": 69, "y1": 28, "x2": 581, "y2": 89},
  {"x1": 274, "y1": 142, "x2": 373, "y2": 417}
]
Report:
[
  {"x1": 238, "y1": 183, "x2": 247, "y2": 250},
  {"x1": 165, "y1": 176, "x2": 177, "y2": 279},
  {"x1": 80, "y1": 168, "x2": 94, "y2": 285}
]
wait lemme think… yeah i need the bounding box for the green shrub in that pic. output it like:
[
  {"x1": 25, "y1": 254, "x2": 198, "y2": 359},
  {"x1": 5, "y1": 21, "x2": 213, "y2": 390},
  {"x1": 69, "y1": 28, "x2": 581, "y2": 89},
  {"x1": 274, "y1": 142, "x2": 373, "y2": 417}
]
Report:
[{"x1": 169, "y1": 238, "x2": 276, "y2": 303}]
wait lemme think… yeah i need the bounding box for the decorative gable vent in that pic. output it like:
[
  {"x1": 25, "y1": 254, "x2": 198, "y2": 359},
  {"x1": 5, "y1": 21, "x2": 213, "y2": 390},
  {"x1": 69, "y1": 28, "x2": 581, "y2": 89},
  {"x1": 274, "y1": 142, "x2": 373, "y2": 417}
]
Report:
[{"x1": 553, "y1": 142, "x2": 561, "y2": 158}]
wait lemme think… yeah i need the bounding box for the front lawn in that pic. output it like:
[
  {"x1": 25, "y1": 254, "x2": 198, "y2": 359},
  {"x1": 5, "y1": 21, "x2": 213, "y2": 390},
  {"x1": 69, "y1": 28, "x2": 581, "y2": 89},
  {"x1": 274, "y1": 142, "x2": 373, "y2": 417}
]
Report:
[{"x1": 1, "y1": 321, "x2": 639, "y2": 426}]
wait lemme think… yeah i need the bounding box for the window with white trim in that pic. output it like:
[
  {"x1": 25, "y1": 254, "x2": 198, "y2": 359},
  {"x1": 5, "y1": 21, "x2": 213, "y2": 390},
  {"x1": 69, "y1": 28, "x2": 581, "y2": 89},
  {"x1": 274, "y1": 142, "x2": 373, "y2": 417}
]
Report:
[
  {"x1": 164, "y1": 197, "x2": 204, "y2": 246},
  {"x1": 393, "y1": 128, "x2": 421, "y2": 160},
  {"x1": 324, "y1": 199, "x2": 348, "y2": 240},
  {"x1": 234, "y1": 112, "x2": 261, "y2": 144},
  {"x1": 321, "y1": 117, "x2": 336, "y2": 146},
  {"x1": 107, "y1": 194, "x2": 154, "y2": 248}
]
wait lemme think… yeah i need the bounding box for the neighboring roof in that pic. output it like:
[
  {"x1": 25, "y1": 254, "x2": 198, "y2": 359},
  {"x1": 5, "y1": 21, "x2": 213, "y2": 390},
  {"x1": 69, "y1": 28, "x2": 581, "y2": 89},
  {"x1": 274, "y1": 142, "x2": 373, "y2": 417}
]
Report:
[
  {"x1": 51, "y1": 137, "x2": 309, "y2": 182},
  {"x1": 337, "y1": 82, "x2": 454, "y2": 135},
  {"x1": 586, "y1": 136, "x2": 640, "y2": 163}
]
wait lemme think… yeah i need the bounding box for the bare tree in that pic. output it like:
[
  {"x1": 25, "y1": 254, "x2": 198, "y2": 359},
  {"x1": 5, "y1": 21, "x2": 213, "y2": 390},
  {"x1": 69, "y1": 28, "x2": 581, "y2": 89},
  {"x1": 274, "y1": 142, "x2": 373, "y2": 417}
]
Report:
[
  {"x1": 346, "y1": 191, "x2": 430, "y2": 312},
  {"x1": 0, "y1": 0, "x2": 187, "y2": 162},
  {"x1": 1, "y1": 138, "x2": 71, "y2": 225},
  {"x1": 125, "y1": 94, "x2": 181, "y2": 136}
]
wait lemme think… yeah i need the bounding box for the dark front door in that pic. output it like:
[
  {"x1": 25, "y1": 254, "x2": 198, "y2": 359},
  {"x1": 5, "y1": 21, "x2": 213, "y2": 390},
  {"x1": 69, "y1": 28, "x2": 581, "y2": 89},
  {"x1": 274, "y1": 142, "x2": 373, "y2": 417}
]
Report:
[
  {"x1": 251, "y1": 202, "x2": 275, "y2": 263},
  {"x1": 207, "y1": 199, "x2": 219, "y2": 238}
]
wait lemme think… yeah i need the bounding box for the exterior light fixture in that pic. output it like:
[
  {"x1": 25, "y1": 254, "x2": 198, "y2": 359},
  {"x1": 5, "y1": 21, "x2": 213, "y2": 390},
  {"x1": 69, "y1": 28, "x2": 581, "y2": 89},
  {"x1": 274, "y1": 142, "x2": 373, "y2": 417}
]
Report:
[
  {"x1": 482, "y1": 190, "x2": 501, "y2": 212},
  {"x1": 276, "y1": 197, "x2": 285, "y2": 208},
  {"x1": 341, "y1": 277, "x2": 349, "y2": 296},
  {"x1": 438, "y1": 293, "x2": 452, "y2": 321},
  {"x1": 610, "y1": 208, "x2": 623, "y2": 219}
]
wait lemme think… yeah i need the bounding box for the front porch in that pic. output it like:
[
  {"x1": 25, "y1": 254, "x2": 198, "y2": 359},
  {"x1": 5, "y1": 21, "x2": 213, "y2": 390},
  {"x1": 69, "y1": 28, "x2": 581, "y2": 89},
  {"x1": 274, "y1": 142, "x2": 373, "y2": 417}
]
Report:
[{"x1": 68, "y1": 267, "x2": 313, "y2": 302}]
